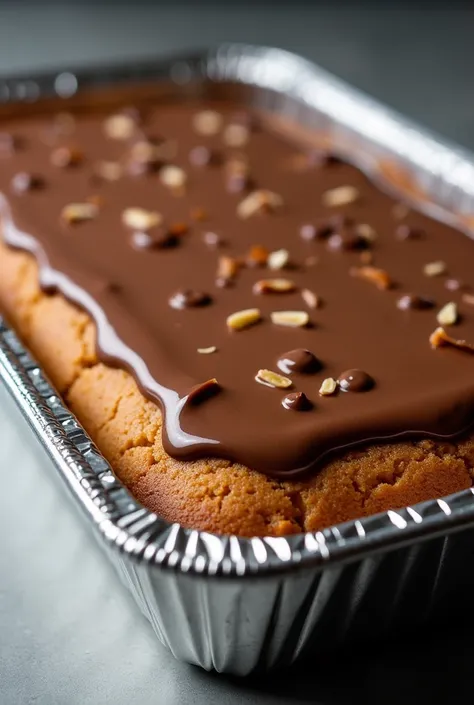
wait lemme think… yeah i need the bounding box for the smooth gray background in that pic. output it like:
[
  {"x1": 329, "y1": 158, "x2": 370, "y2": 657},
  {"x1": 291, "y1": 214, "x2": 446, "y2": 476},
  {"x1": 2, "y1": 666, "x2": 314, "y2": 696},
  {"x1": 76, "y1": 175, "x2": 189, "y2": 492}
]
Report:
[{"x1": 1, "y1": 3, "x2": 474, "y2": 704}]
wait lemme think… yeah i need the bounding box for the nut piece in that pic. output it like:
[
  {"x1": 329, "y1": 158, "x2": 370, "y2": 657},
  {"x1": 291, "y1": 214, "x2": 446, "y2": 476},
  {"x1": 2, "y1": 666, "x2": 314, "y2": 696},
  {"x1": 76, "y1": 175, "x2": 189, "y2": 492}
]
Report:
[
  {"x1": 95, "y1": 160, "x2": 122, "y2": 181},
  {"x1": 223, "y1": 123, "x2": 249, "y2": 147},
  {"x1": 103, "y1": 114, "x2": 136, "y2": 140},
  {"x1": 322, "y1": 185, "x2": 359, "y2": 208},
  {"x1": 192, "y1": 110, "x2": 223, "y2": 136},
  {"x1": 351, "y1": 265, "x2": 392, "y2": 290},
  {"x1": 268, "y1": 248, "x2": 289, "y2": 270},
  {"x1": 61, "y1": 202, "x2": 98, "y2": 224},
  {"x1": 319, "y1": 377, "x2": 338, "y2": 396},
  {"x1": 122, "y1": 208, "x2": 162, "y2": 231},
  {"x1": 270, "y1": 310, "x2": 309, "y2": 327},
  {"x1": 423, "y1": 261, "x2": 446, "y2": 277},
  {"x1": 429, "y1": 327, "x2": 474, "y2": 353},
  {"x1": 462, "y1": 293, "x2": 474, "y2": 306},
  {"x1": 159, "y1": 165, "x2": 187, "y2": 190},
  {"x1": 227, "y1": 308, "x2": 261, "y2": 331},
  {"x1": 301, "y1": 288, "x2": 320, "y2": 309},
  {"x1": 237, "y1": 190, "x2": 283, "y2": 219},
  {"x1": 217, "y1": 255, "x2": 240, "y2": 286},
  {"x1": 187, "y1": 378, "x2": 221, "y2": 405},
  {"x1": 356, "y1": 223, "x2": 377, "y2": 242},
  {"x1": 253, "y1": 278, "x2": 296, "y2": 294},
  {"x1": 197, "y1": 346, "x2": 217, "y2": 354},
  {"x1": 437, "y1": 302, "x2": 458, "y2": 326},
  {"x1": 255, "y1": 369, "x2": 293, "y2": 389}
]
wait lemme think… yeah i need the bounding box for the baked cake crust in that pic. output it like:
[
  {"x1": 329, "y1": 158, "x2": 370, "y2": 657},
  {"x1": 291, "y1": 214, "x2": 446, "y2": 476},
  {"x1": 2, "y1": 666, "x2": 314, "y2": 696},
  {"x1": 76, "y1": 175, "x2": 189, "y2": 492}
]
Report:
[{"x1": 2, "y1": 238, "x2": 472, "y2": 537}]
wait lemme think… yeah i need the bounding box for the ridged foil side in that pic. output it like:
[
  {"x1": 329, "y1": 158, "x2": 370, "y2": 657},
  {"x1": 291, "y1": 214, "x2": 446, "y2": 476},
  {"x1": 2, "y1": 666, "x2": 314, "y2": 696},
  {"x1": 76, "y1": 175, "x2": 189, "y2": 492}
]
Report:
[{"x1": 2, "y1": 46, "x2": 474, "y2": 673}]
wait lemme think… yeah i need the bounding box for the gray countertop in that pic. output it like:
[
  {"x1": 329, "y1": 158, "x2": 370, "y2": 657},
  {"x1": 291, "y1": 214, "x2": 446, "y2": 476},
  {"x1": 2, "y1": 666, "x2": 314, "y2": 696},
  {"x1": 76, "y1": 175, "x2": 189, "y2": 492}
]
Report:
[{"x1": 1, "y1": 3, "x2": 474, "y2": 703}]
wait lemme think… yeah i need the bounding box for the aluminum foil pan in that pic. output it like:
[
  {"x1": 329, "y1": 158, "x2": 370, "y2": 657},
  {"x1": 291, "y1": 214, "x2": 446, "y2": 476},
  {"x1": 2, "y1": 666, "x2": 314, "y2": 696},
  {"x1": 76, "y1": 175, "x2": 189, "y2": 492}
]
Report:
[{"x1": 3, "y1": 45, "x2": 474, "y2": 675}]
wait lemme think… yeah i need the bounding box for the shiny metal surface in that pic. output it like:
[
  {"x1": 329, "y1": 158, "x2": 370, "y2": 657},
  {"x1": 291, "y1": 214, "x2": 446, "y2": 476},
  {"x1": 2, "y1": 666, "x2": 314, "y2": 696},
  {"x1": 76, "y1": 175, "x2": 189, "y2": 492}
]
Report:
[{"x1": 3, "y1": 45, "x2": 474, "y2": 675}]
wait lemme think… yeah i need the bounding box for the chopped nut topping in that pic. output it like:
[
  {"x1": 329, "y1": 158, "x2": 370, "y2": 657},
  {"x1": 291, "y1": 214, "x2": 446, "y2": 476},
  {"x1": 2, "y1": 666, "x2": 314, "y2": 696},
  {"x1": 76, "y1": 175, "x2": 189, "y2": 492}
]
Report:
[
  {"x1": 351, "y1": 265, "x2": 392, "y2": 290},
  {"x1": 255, "y1": 369, "x2": 293, "y2": 389},
  {"x1": 462, "y1": 293, "x2": 474, "y2": 306},
  {"x1": 103, "y1": 113, "x2": 136, "y2": 140},
  {"x1": 95, "y1": 160, "x2": 122, "y2": 181},
  {"x1": 237, "y1": 190, "x2": 283, "y2": 219},
  {"x1": 61, "y1": 202, "x2": 98, "y2": 224},
  {"x1": 159, "y1": 165, "x2": 187, "y2": 190},
  {"x1": 270, "y1": 310, "x2": 309, "y2": 327},
  {"x1": 187, "y1": 378, "x2": 221, "y2": 405},
  {"x1": 319, "y1": 378, "x2": 338, "y2": 396},
  {"x1": 430, "y1": 327, "x2": 474, "y2": 353},
  {"x1": 437, "y1": 302, "x2": 458, "y2": 326},
  {"x1": 192, "y1": 110, "x2": 223, "y2": 136},
  {"x1": 322, "y1": 185, "x2": 359, "y2": 208},
  {"x1": 227, "y1": 308, "x2": 261, "y2": 331},
  {"x1": 217, "y1": 255, "x2": 240, "y2": 284},
  {"x1": 197, "y1": 346, "x2": 217, "y2": 355},
  {"x1": 246, "y1": 245, "x2": 269, "y2": 267},
  {"x1": 51, "y1": 146, "x2": 83, "y2": 168},
  {"x1": 253, "y1": 278, "x2": 296, "y2": 294},
  {"x1": 223, "y1": 124, "x2": 249, "y2": 147},
  {"x1": 301, "y1": 288, "x2": 320, "y2": 309},
  {"x1": 424, "y1": 261, "x2": 446, "y2": 277},
  {"x1": 268, "y1": 248, "x2": 289, "y2": 270},
  {"x1": 122, "y1": 208, "x2": 162, "y2": 231},
  {"x1": 356, "y1": 223, "x2": 377, "y2": 242}
]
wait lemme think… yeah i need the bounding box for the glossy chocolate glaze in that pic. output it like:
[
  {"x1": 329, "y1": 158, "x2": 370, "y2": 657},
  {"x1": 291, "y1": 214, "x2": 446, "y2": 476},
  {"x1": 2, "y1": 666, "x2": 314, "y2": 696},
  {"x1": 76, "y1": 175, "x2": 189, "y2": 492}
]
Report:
[{"x1": 2, "y1": 98, "x2": 474, "y2": 478}]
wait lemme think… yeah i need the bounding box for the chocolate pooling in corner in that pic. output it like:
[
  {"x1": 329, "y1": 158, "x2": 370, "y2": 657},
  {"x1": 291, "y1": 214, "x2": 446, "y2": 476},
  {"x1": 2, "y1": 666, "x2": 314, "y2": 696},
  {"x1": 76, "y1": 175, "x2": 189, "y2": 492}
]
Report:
[{"x1": 2, "y1": 97, "x2": 474, "y2": 478}]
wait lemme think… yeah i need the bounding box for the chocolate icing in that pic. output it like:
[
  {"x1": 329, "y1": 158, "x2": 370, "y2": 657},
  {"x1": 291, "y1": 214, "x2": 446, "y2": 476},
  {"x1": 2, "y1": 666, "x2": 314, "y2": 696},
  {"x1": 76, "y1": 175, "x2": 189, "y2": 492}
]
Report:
[{"x1": 2, "y1": 98, "x2": 474, "y2": 478}]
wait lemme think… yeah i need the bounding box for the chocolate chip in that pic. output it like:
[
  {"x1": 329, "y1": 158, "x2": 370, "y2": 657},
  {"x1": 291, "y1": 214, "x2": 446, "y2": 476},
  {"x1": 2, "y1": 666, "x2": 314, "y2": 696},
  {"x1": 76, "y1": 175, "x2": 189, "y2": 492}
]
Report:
[
  {"x1": 337, "y1": 369, "x2": 374, "y2": 392},
  {"x1": 169, "y1": 289, "x2": 212, "y2": 309},
  {"x1": 397, "y1": 294, "x2": 435, "y2": 311},
  {"x1": 282, "y1": 391, "x2": 312, "y2": 411},
  {"x1": 11, "y1": 172, "x2": 44, "y2": 194},
  {"x1": 132, "y1": 226, "x2": 179, "y2": 250},
  {"x1": 326, "y1": 217, "x2": 368, "y2": 251},
  {"x1": 189, "y1": 145, "x2": 219, "y2": 167},
  {"x1": 306, "y1": 149, "x2": 341, "y2": 167},
  {"x1": 300, "y1": 220, "x2": 336, "y2": 241},
  {"x1": 277, "y1": 349, "x2": 322, "y2": 375},
  {"x1": 51, "y1": 146, "x2": 83, "y2": 168},
  {"x1": 395, "y1": 224, "x2": 423, "y2": 240}
]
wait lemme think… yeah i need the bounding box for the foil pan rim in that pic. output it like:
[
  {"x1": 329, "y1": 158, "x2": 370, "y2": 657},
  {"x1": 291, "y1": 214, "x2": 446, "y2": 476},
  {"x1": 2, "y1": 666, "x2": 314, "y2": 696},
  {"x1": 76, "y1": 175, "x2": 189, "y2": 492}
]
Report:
[{"x1": 2, "y1": 44, "x2": 474, "y2": 578}]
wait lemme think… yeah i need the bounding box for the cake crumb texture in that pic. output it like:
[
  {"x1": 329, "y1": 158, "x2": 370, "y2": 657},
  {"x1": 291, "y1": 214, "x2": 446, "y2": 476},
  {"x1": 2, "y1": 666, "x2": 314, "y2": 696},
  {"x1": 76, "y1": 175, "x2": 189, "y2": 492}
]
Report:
[{"x1": 1, "y1": 239, "x2": 473, "y2": 537}]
